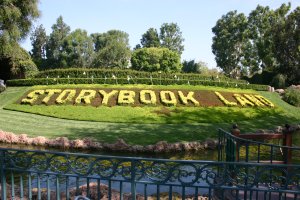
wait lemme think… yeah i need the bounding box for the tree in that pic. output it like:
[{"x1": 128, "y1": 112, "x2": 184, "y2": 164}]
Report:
[
  {"x1": 141, "y1": 28, "x2": 160, "y2": 48},
  {"x1": 182, "y1": 60, "x2": 200, "y2": 73},
  {"x1": 273, "y1": 7, "x2": 300, "y2": 85},
  {"x1": 159, "y1": 23, "x2": 184, "y2": 55},
  {"x1": 182, "y1": 60, "x2": 209, "y2": 73},
  {"x1": 131, "y1": 47, "x2": 181, "y2": 72},
  {"x1": 30, "y1": 25, "x2": 48, "y2": 68},
  {"x1": 0, "y1": 0, "x2": 40, "y2": 81},
  {"x1": 0, "y1": 0, "x2": 40, "y2": 47},
  {"x1": 46, "y1": 16, "x2": 70, "y2": 68},
  {"x1": 92, "y1": 30, "x2": 131, "y2": 68},
  {"x1": 212, "y1": 11, "x2": 248, "y2": 77},
  {"x1": 246, "y1": 4, "x2": 290, "y2": 73},
  {"x1": 63, "y1": 29, "x2": 94, "y2": 68}
]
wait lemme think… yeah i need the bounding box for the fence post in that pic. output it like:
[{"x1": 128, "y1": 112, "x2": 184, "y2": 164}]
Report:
[
  {"x1": 0, "y1": 150, "x2": 6, "y2": 200},
  {"x1": 283, "y1": 124, "x2": 293, "y2": 164},
  {"x1": 231, "y1": 124, "x2": 240, "y2": 162},
  {"x1": 131, "y1": 160, "x2": 136, "y2": 200}
]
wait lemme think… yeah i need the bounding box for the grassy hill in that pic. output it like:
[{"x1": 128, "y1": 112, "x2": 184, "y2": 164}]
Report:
[{"x1": 0, "y1": 84, "x2": 299, "y2": 145}]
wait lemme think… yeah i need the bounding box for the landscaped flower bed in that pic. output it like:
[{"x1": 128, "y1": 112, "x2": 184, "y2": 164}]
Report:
[{"x1": 18, "y1": 87, "x2": 275, "y2": 108}]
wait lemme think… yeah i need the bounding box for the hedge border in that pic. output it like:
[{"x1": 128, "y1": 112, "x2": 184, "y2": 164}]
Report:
[
  {"x1": 7, "y1": 78, "x2": 268, "y2": 91},
  {"x1": 34, "y1": 68, "x2": 247, "y2": 83}
]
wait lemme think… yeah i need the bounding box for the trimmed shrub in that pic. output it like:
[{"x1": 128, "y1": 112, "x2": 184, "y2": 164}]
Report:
[
  {"x1": 282, "y1": 87, "x2": 300, "y2": 107},
  {"x1": 270, "y1": 74, "x2": 286, "y2": 89},
  {"x1": 131, "y1": 47, "x2": 182, "y2": 72},
  {"x1": 6, "y1": 77, "x2": 269, "y2": 91},
  {"x1": 243, "y1": 71, "x2": 276, "y2": 85},
  {"x1": 33, "y1": 68, "x2": 246, "y2": 83}
]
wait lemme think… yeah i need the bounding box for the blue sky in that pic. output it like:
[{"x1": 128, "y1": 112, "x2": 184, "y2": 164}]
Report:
[{"x1": 21, "y1": 0, "x2": 300, "y2": 69}]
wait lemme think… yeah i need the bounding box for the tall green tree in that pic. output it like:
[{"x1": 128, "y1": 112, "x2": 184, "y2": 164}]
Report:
[
  {"x1": 0, "y1": 0, "x2": 40, "y2": 48},
  {"x1": 212, "y1": 11, "x2": 248, "y2": 77},
  {"x1": 141, "y1": 28, "x2": 160, "y2": 48},
  {"x1": 0, "y1": 0, "x2": 40, "y2": 80},
  {"x1": 273, "y1": 7, "x2": 300, "y2": 85},
  {"x1": 46, "y1": 16, "x2": 70, "y2": 68},
  {"x1": 131, "y1": 47, "x2": 181, "y2": 72},
  {"x1": 182, "y1": 60, "x2": 200, "y2": 73},
  {"x1": 182, "y1": 60, "x2": 209, "y2": 73},
  {"x1": 246, "y1": 4, "x2": 290, "y2": 73},
  {"x1": 92, "y1": 30, "x2": 131, "y2": 68},
  {"x1": 30, "y1": 24, "x2": 48, "y2": 68},
  {"x1": 63, "y1": 29, "x2": 94, "y2": 68},
  {"x1": 159, "y1": 23, "x2": 184, "y2": 55}
]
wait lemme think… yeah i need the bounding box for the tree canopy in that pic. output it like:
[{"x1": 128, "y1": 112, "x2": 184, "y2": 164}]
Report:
[
  {"x1": 131, "y1": 47, "x2": 181, "y2": 72},
  {"x1": 273, "y1": 7, "x2": 300, "y2": 84},
  {"x1": 160, "y1": 23, "x2": 184, "y2": 55},
  {"x1": 137, "y1": 23, "x2": 185, "y2": 56},
  {"x1": 212, "y1": 3, "x2": 299, "y2": 85},
  {"x1": 46, "y1": 16, "x2": 70, "y2": 68},
  {"x1": 0, "y1": 0, "x2": 40, "y2": 81},
  {"x1": 140, "y1": 28, "x2": 160, "y2": 48},
  {"x1": 92, "y1": 30, "x2": 131, "y2": 68}
]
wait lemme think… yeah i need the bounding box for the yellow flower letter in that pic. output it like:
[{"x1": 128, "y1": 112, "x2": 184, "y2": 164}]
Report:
[
  {"x1": 99, "y1": 90, "x2": 118, "y2": 105},
  {"x1": 178, "y1": 91, "x2": 199, "y2": 106},
  {"x1": 140, "y1": 90, "x2": 157, "y2": 105},
  {"x1": 21, "y1": 90, "x2": 45, "y2": 105}
]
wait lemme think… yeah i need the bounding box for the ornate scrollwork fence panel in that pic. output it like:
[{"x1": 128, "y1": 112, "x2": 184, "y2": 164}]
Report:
[{"x1": 1, "y1": 148, "x2": 300, "y2": 200}]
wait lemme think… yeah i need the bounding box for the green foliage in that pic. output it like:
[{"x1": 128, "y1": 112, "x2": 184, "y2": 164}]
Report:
[
  {"x1": 32, "y1": 68, "x2": 238, "y2": 81},
  {"x1": 6, "y1": 77, "x2": 267, "y2": 91},
  {"x1": 273, "y1": 7, "x2": 300, "y2": 85},
  {"x1": 212, "y1": 11, "x2": 248, "y2": 77},
  {"x1": 212, "y1": 3, "x2": 294, "y2": 80},
  {"x1": 182, "y1": 60, "x2": 210, "y2": 73},
  {"x1": 243, "y1": 70, "x2": 276, "y2": 85},
  {"x1": 159, "y1": 23, "x2": 184, "y2": 55},
  {"x1": 91, "y1": 30, "x2": 131, "y2": 68},
  {"x1": 0, "y1": 0, "x2": 40, "y2": 47},
  {"x1": 270, "y1": 74, "x2": 286, "y2": 89},
  {"x1": 131, "y1": 47, "x2": 181, "y2": 72},
  {"x1": 0, "y1": 46, "x2": 38, "y2": 80},
  {"x1": 0, "y1": 0, "x2": 39, "y2": 81},
  {"x1": 64, "y1": 29, "x2": 94, "y2": 68},
  {"x1": 246, "y1": 4, "x2": 290, "y2": 73},
  {"x1": 283, "y1": 87, "x2": 300, "y2": 107},
  {"x1": 140, "y1": 28, "x2": 161, "y2": 48},
  {"x1": 46, "y1": 16, "x2": 71, "y2": 69},
  {"x1": 30, "y1": 24, "x2": 48, "y2": 68},
  {"x1": 182, "y1": 60, "x2": 199, "y2": 73}
]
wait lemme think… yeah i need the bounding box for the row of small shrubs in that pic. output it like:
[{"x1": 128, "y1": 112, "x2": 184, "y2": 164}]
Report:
[
  {"x1": 283, "y1": 87, "x2": 300, "y2": 107},
  {"x1": 35, "y1": 68, "x2": 247, "y2": 83},
  {"x1": 7, "y1": 78, "x2": 268, "y2": 90}
]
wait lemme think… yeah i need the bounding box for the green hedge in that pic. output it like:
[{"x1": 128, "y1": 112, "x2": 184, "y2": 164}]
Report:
[
  {"x1": 34, "y1": 68, "x2": 247, "y2": 83},
  {"x1": 6, "y1": 78, "x2": 268, "y2": 90}
]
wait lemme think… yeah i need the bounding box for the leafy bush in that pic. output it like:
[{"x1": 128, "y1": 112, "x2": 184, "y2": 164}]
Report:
[
  {"x1": 34, "y1": 68, "x2": 246, "y2": 83},
  {"x1": 283, "y1": 87, "x2": 300, "y2": 107},
  {"x1": 243, "y1": 71, "x2": 276, "y2": 85},
  {"x1": 270, "y1": 74, "x2": 286, "y2": 89},
  {"x1": 131, "y1": 47, "x2": 182, "y2": 72},
  {"x1": 6, "y1": 77, "x2": 269, "y2": 91}
]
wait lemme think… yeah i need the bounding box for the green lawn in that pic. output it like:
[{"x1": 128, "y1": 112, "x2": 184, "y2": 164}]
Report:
[{"x1": 0, "y1": 85, "x2": 299, "y2": 145}]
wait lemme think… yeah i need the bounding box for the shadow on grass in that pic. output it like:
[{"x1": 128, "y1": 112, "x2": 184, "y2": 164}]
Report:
[
  {"x1": 66, "y1": 122, "x2": 225, "y2": 146},
  {"x1": 64, "y1": 107, "x2": 299, "y2": 146}
]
